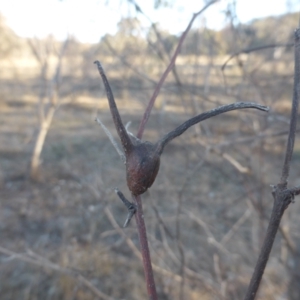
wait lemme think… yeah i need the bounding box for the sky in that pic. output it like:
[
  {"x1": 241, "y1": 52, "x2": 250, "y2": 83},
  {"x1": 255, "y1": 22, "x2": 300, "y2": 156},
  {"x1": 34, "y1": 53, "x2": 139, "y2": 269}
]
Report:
[{"x1": 0, "y1": 0, "x2": 299, "y2": 43}]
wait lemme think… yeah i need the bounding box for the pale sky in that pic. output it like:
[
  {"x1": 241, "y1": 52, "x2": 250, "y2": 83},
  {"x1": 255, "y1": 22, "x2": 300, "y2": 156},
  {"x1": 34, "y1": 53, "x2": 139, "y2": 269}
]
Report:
[{"x1": 0, "y1": 0, "x2": 299, "y2": 43}]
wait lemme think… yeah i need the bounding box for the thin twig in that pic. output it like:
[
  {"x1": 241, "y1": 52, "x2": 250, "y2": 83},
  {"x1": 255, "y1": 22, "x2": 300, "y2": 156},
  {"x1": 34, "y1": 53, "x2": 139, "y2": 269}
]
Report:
[
  {"x1": 216, "y1": 129, "x2": 298, "y2": 147},
  {"x1": 136, "y1": 0, "x2": 218, "y2": 139},
  {"x1": 244, "y1": 185, "x2": 295, "y2": 300},
  {"x1": 186, "y1": 210, "x2": 231, "y2": 256},
  {"x1": 129, "y1": 0, "x2": 190, "y2": 114},
  {"x1": 222, "y1": 43, "x2": 294, "y2": 71},
  {"x1": 280, "y1": 40, "x2": 300, "y2": 184},
  {"x1": 102, "y1": 38, "x2": 157, "y2": 85},
  {"x1": 244, "y1": 28, "x2": 300, "y2": 300},
  {"x1": 94, "y1": 61, "x2": 133, "y2": 154},
  {"x1": 155, "y1": 102, "x2": 269, "y2": 155},
  {"x1": 114, "y1": 188, "x2": 137, "y2": 227},
  {"x1": 221, "y1": 209, "x2": 251, "y2": 245}
]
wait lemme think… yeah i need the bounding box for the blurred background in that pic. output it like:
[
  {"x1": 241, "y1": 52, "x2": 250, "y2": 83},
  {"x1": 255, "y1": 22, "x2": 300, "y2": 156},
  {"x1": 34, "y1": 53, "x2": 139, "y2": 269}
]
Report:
[{"x1": 1, "y1": 0, "x2": 300, "y2": 299}]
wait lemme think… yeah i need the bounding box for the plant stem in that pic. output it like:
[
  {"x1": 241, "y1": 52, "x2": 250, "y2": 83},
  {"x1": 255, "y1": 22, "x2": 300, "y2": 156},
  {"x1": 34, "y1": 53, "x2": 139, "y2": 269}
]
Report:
[
  {"x1": 94, "y1": 61, "x2": 133, "y2": 155},
  {"x1": 280, "y1": 29, "x2": 300, "y2": 184},
  {"x1": 133, "y1": 195, "x2": 157, "y2": 300},
  {"x1": 244, "y1": 184, "x2": 293, "y2": 300},
  {"x1": 156, "y1": 102, "x2": 268, "y2": 155},
  {"x1": 136, "y1": 0, "x2": 218, "y2": 139},
  {"x1": 244, "y1": 28, "x2": 300, "y2": 300}
]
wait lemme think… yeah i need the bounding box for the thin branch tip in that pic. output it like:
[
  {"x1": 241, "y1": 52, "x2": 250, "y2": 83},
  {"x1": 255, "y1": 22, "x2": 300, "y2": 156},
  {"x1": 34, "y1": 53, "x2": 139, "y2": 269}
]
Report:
[
  {"x1": 236, "y1": 102, "x2": 269, "y2": 112},
  {"x1": 94, "y1": 60, "x2": 104, "y2": 73},
  {"x1": 156, "y1": 102, "x2": 269, "y2": 155},
  {"x1": 94, "y1": 58, "x2": 133, "y2": 153},
  {"x1": 136, "y1": 0, "x2": 217, "y2": 139}
]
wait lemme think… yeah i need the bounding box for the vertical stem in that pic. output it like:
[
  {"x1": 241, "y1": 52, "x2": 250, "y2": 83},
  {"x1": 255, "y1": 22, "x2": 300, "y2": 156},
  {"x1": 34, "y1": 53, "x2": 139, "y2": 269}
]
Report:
[
  {"x1": 280, "y1": 28, "x2": 300, "y2": 184},
  {"x1": 244, "y1": 189, "x2": 287, "y2": 300},
  {"x1": 136, "y1": 0, "x2": 218, "y2": 139},
  {"x1": 133, "y1": 195, "x2": 157, "y2": 300},
  {"x1": 30, "y1": 106, "x2": 55, "y2": 180},
  {"x1": 244, "y1": 28, "x2": 300, "y2": 300}
]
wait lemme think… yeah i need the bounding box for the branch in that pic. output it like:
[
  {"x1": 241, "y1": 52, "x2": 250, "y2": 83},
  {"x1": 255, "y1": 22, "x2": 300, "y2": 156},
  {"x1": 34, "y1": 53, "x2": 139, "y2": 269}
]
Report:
[
  {"x1": 280, "y1": 37, "x2": 300, "y2": 184},
  {"x1": 94, "y1": 61, "x2": 133, "y2": 155},
  {"x1": 222, "y1": 43, "x2": 294, "y2": 71},
  {"x1": 136, "y1": 0, "x2": 218, "y2": 139},
  {"x1": 155, "y1": 102, "x2": 269, "y2": 155},
  {"x1": 244, "y1": 28, "x2": 300, "y2": 300},
  {"x1": 102, "y1": 38, "x2": 157, "y2": 85},
  {"x1": 129, "y1": 0, "x2": 188, "y2": 109},
  {"x1": 132, "y1": 195, "x2": 158, "y2": 300},
  {"x1": 244, "y1": 185, "x2": 295, "y2": 300}
]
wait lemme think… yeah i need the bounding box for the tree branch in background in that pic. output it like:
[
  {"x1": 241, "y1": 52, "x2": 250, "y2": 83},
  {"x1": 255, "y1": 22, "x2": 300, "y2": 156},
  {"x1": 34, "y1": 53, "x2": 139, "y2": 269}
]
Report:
[
  {"x1": 94, "y1": 61, "x2": 133, "y2": 155},
  {"x1": 155, "y1": 102, "x2": 268, "y2": 155},
  {"x1": 136, "y1": 0, "x2": 219, "y2": 139},
  {"x1": 128, "y1": 0, "x2": 189, "y2": 111},
  {"x1": 29, "y1": 37, "x2": 69, "y2": 181},
  {"x1": 222, "y1": 43, "x2": 294, "y2": 71},
  {"x1": 244, "y1": 28, "x2": 300, "y2": 300}
]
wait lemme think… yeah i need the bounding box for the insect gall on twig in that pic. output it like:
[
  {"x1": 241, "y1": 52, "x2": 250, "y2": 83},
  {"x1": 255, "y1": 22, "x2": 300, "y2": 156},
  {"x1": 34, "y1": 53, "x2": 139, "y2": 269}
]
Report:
[{"x1": 94, "y1": 61, "x2": 269, "y2": 220}]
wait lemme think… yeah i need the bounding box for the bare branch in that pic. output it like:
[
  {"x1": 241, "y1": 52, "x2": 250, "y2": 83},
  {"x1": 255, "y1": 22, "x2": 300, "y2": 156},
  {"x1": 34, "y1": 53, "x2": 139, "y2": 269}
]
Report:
[
  {"x1": 221, "y1": 209, "x2": 251, "y2": 245},
  {"x1": 156, "y1": 102, "x2": 269, "y2": 155},
  {"x1": 186, "y1": 210, "x2": 231, "y2": 256},
  {"x1": 244, "y1": 185, "x2": 295, "y2": 300},
  {"x1": 244, "y1": 28, "x2": 300, "y2": 300},
  {"x1": 136, "y1": 0, "x2": 219, "y2": 139},
  {"x1": 94, "y1": 61, "x2": 133, "y2": 155},
  {"x1": 102, "y1": 37, "x2": 157, "y2": 85},
  {"x1": 129, "y1": 0, "x2": 189, "y2": 113},
  {"x1": 280, "y1": 31, "x2": 300, "y2": 184},
  {"x1": 222, "y1": 43, "x2": 294, "y2": 71},
  {"x1": 114, "y1": 188, "x2": 136, "y2": 227}
]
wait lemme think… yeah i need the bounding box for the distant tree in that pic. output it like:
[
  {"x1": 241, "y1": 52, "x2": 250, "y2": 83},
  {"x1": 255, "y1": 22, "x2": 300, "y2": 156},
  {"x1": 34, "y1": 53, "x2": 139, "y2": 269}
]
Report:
[
  {"x1": 29, "y1": 36, "x2": 69, "y2": 181},
  {"x1": 98, "y1": 17, "x2": 147, "y2": 55}
]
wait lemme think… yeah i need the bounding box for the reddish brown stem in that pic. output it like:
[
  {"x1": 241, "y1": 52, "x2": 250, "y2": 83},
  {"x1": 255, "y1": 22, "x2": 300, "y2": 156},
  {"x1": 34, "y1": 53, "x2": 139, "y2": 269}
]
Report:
[
  {"x1": 136, "y1": 0, "x2": 218, "y2": 139},
  {"x1": 133, "y1": 195, "x2": 157, "y2": 300}
]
